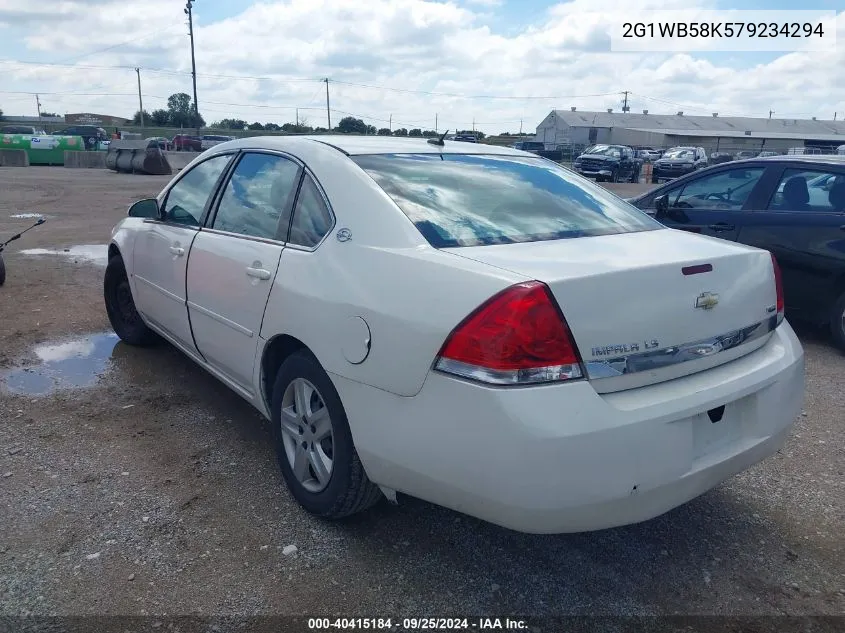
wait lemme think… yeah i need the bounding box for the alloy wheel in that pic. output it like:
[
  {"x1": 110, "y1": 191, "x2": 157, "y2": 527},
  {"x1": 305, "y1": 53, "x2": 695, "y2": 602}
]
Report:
[{"x1": 280, "y1": 378, "x2": 334, "y2": 493}]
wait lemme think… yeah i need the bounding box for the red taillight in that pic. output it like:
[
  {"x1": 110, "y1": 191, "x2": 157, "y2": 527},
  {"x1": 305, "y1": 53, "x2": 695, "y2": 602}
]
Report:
[
  {"x1": 771, "y1": 253, "x2": 784, "y2": 325},
  {"x1": 434, "y1": 281, "x2": 583, "y2": 385}
]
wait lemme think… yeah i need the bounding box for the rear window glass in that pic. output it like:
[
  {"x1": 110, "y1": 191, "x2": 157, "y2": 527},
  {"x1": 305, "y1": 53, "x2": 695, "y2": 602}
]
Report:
[{"x1": 351, "y1": 153, "x2": 661, "y2": 247}]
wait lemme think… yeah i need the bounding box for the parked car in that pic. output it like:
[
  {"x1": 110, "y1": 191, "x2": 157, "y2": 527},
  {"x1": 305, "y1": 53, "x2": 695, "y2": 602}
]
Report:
[
  {"x1": 572, "y1": 144, "x2": 641, "y2": 182},
  {"x1": 511, "y1": 140, "x2": 545, "y2": 154},
  {"x1": 836, "y1": 145, "x2": 845, "y2": 156},
  {"x1": 201, "y1": 134, "x2": 234, "y2": 150},
  {"x1": 710, "y1": 152, "x2": 734, "y2": 164},
  {"x1": 637, "y1": 147, "x2": 662, "y2": 161},
  {"x1": 0, "y1": 125, "x2": 46, "y2": 135},
  {"x1": 651, "y1": 146, "x2": 708, "y2": 183},
  {"x1": 55, "y1": 125, "x2": 108, "y2": 150},
  {"x1": 172, "y1": 134, "x2": 203, "y2": 152},
  {"x1": 758, "y1": 151, "x2": 779, "y2": 158},
  {"x1": 734, "y1": 150, "x2": 758, "y2": 160},
  {"x1": 629, "y1": 155, "x2": 845, "y2": 348},
  {"x1": 145, "y1": 137, "x2": 172, "y2": 151},
  {"x1": 103, "y1": 135, "x2": 804, "y2": 534},
  {"x1": 453, "y1": 134, "x2": 478, "y2": 143}
]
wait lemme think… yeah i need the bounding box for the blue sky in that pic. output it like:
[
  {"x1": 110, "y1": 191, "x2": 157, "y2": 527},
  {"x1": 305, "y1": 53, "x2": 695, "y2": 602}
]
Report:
[{"x1": 0, "y1": 1, "x2": 842, "y2": 132}]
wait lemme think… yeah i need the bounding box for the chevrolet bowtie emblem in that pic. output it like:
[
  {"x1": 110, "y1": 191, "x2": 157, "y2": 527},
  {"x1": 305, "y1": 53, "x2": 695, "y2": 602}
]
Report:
[{"x1": 695, "y1": 292, "x2": 720, "y2": 310}]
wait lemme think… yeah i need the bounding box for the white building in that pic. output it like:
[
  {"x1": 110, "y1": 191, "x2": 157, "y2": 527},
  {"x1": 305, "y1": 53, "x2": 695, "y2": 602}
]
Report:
[{"x1": 534, "y1": 109, "x2": 845, "y2": 153}]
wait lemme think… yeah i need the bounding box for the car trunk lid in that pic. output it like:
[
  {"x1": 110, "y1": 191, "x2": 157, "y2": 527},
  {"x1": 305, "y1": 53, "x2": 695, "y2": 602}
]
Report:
[{"x1": 446, "y1": 228, "x2": 779, "y2": 393}]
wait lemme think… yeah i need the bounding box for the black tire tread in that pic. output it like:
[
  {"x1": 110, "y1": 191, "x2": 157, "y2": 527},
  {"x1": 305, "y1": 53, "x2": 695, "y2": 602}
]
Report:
[
  {"x1": 104, "y1": 254, "x2": 158, "y2": 346},
  {"x1": 830, "y1": 290, "x2": 845, "y2": 352},
  {"x1": 272, "y1": 350, "x2": 382, "y2": 520}
]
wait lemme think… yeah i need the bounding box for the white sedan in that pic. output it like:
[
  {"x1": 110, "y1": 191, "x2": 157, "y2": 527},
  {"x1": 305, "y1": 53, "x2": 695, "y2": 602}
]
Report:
[{"x1": 104, "y1": 135, "x2": 805, "y2": 534}]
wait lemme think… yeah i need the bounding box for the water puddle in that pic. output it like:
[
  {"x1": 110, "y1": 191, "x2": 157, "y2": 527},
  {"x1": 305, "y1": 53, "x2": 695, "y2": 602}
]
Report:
[
  {"x1": 19, "y1": 244, "x2": 108, "y2": 267},
  {"x1": 2, "y1": 332, "x2": 120, "y2": 395}
]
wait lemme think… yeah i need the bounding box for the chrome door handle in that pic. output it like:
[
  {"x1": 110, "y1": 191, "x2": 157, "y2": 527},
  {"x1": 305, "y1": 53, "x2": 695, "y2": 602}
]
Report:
[
  {"x1": 245, "y1": 267, "x2": 271, "y2": 281},
  {"x1": 169, "y1": 246, "x2": 185, "y2": 256}
]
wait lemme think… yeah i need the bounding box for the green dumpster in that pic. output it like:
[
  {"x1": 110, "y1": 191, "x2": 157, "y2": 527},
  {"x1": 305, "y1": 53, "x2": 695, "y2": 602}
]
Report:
[{"x1": 0, "y1": 134, "x2": 87, "y2": 165}]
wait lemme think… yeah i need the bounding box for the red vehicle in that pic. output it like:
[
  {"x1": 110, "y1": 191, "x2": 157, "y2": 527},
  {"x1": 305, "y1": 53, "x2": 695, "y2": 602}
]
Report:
[{"x1": 172, "y1": 134, "x2": 202, "y2": 152}]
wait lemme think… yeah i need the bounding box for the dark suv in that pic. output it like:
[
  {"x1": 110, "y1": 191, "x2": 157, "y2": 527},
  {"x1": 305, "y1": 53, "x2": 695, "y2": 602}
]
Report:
[
  {"x1": 572, "y1": 144, "x2": 641, "y2": 182},
  {"x1": 56, "y1": 125, "x2": 108, "y2": 150},
  {"x1": 651, "y1": 146, "x2": 708, "y2": 183}
]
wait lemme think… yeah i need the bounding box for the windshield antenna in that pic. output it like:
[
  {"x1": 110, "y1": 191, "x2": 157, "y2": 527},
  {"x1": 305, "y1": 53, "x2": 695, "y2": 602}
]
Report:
[{"x1": 428, "y1": 130, "x2": 449, "y2": 146}]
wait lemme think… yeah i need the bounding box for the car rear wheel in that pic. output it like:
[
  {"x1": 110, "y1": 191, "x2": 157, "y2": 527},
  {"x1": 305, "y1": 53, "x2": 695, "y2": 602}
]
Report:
[
  {"x1": 0, "y1": 253, "x2": 6, "y2": 286},
  {"x1": 271, "y1": 351, "x2": 382, "y2": 519},
  {"x1": 104, "y1": 255, "x2": 158, "y2": 346},
  {"x1": 830, "y1": 291, "x2": 845, "y2": 352}
]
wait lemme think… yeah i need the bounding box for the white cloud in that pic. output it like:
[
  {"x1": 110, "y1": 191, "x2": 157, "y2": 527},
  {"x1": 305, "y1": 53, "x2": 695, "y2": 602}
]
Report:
[{"x1": 0, "y1": 0, "x2": 842, "y2": 134}]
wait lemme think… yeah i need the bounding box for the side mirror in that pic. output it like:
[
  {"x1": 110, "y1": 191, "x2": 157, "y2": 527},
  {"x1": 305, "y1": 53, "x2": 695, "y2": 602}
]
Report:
[
  {"x1": 128, "y1": 198, "x2": 160, "y2": 219},
  {"x1": 654, "y1": 194, "x2": 669, "y2": 217}
]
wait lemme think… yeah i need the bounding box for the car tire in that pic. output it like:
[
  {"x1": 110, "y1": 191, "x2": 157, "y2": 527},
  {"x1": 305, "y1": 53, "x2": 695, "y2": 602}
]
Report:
[
  {"x1": 104, "y1": 255, "x2": 158, "y2": 346},
  {"x1": 630, "y1": 168, "x2": 639, "y2": 183},
  {"x1": 271, "y1": 350, "x2": 382, "y2": 519},
  {"x1": 651, "y1": 175, "x2": 659, "y2": 184},
  {"x1": 0, "y1": 253, "x2": 6, "y2": 286},
  {"x1": 830, "y1": 291, "x2": 845, "y2": 352},
  {"x1": 610, "y1": 169, "x2": 619, "y2": 183}
]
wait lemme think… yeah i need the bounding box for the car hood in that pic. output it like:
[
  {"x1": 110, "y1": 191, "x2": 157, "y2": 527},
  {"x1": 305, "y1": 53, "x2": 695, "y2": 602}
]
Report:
[{"x1": 578, "y1": 154, "x2": 618, "y2": 161}]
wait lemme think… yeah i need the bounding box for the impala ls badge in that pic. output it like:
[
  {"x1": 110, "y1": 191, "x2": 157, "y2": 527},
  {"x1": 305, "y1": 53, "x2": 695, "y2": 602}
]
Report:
[{"x1": 695, "y1": 292, "x2": 720, "y2": 310}]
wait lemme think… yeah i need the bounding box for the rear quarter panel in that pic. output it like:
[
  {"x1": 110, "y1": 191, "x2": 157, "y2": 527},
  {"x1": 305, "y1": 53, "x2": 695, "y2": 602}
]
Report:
[{"x1": 261, "y1": 239, "x2": 526, "y2": 397}]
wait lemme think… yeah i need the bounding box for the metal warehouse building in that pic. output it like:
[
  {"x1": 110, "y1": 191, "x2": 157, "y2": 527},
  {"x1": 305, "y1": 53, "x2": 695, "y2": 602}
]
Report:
[{"x1": 534, "y1": 109, "x2": 845, "y2": 153}]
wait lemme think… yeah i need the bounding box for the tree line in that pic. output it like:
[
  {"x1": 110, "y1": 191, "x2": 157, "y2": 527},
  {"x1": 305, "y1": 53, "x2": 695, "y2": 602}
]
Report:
[{"x1": 130, "y1": 93, "x2": 488, "y2": 138}]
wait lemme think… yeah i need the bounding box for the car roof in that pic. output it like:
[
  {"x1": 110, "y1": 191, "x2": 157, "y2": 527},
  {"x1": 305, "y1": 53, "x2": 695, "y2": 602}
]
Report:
[
  {"x1": 218, "y1": 134, "x2": 536, "y2": 157},
  {"x1": 754, "y1": 155, "x2": 845, "y2": 164}
]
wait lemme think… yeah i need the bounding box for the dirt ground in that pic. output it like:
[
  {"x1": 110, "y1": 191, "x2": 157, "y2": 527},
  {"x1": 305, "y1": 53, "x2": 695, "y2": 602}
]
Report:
[{"x1": 0, "y1": 168, "x2": 843, "y2": 624}]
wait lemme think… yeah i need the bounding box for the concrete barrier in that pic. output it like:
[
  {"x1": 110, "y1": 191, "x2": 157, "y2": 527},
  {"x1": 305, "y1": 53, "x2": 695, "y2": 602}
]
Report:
[
  {"x1": 64, "y1": 151, "x2": 107, "y2": 169},
  {"x1": 162, "y1": 151, "x2": 194, "y2": 172},
  {"x1": 0, "y1": 149, "x2": 30, "y2": 167}
]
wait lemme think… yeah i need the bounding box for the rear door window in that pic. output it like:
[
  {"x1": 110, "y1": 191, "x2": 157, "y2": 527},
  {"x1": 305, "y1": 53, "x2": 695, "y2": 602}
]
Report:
[
  {"x1": 767, "y1": 169, "x2": 845, "y2": 212},
  {"x1": 351, "y1": 153, "x2": 661, "y2": 247}
]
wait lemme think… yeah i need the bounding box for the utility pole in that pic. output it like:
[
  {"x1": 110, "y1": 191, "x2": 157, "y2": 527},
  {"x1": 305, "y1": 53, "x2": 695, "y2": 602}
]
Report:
[
  {"x1": 295, "y1": 108, "x2": 299, "y2": 128},
  {"x1": 389, "y1": 114, "x2": 392, "y2": 132},
  {"x1": 135, "y1": 68, "x2": 145, "y2": 135},
  {"x1": 769, "y1": 109, "x2": 774, "y2": 119},
  {"x1": 519, "y1": 119, "x2": 523, "y2": 134},
  {"x1": 622, "y1": 90, "x2": 630, "y2": 112},
  {"x1": 435, "y1": 113, "x2": 438, "y2": 133},
  {"x1": 835, "y1": 112, "x2": 838, "y2": 121},
  {"x1": 35, "y1": 94, "x2": 42, "y2": 122},
  {"x1": 324, "y1": 78, "x2": 331, "y2": 130},
  {"x1": 472, "y1": 117, "x2": 475, "y2": 133},
  {"x1": 185, "y1": 0, "x2": 200, "y2": 135}
]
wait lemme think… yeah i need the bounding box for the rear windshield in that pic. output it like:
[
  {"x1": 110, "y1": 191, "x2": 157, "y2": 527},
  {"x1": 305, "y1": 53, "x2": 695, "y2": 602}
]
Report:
[{"x1": 351, "y1": 153, "x2": 661, "y2": 248}]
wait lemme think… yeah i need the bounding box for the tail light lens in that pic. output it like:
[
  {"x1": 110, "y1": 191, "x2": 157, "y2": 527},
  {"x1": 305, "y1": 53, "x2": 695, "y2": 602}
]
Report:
[
  {"x1": 771, "y1": 253, "x2": 784, "y2": 325},
  {"x1": 434, "y1": 281, "x2": 584, "y2": 385}
]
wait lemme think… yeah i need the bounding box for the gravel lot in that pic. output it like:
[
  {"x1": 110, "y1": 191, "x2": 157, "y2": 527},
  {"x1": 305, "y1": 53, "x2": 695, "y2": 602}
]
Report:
[{"x1": 0, "y1": 167, "x2": 843, "y2": 622}]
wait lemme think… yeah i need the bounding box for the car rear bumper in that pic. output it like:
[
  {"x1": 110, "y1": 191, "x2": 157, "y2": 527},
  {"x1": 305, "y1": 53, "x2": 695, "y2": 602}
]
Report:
[{"x1": 332, "y1": 321, "x2": 804, "y2": 533}]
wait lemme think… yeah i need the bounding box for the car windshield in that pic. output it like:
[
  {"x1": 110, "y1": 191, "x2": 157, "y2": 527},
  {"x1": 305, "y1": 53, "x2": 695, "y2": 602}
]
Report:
[
  {"x1": 663, "y1": 149, "x2": 695, "y2": 159},
  {"x1": 585, "y1": 145, "x2": 621, "y2": 157},
  {"x1": 351, "y1": 153, "x2": 661, "y2": 248}
]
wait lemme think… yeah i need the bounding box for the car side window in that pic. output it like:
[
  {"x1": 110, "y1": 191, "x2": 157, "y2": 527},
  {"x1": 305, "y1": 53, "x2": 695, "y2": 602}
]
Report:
[
  {"x1": 213, "y1": 153, "x2": 301, "y2": 240},
  {"x1": 671, "y1": 168, "x2": 765, "y2": 210},
  {"x1": 767, "y1": 169, "x2": 845, "y2": 213},
  {"x1": 288, "y1": 174, "x2": 333, "y2": 248},
  {"x1": 161, "y1": 154, "x2": 233, "y2": 226}
]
